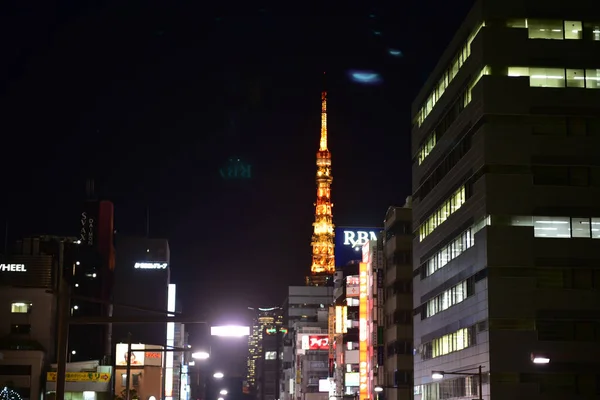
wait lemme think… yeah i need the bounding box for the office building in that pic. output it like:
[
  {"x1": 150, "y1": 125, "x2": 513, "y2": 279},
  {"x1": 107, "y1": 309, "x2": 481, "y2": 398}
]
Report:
[
  {"x1": 0, "y1": 237, "x2": 64, "y2": 400},
  {"x1": 280, "y1": 286, "x2": 333, "y2": 400},
  {"x1": 331, "y1": 265, "x2": 359, "y2": 398},
  {"x1": 246, "y1": 307, "x2": 284, "y2": 396},
  {"x1": 411, "y1": 0, "x2": 600, "y2": 398},
  {"x1": 70, "y1": 198, "x2": 116, "y2": 363},
  {"x1": 382, "y1": 202, "x2": 413, "y2": 400},
  {"x1": 112, "y1": 236, "x2": 170, "y2": 347}
]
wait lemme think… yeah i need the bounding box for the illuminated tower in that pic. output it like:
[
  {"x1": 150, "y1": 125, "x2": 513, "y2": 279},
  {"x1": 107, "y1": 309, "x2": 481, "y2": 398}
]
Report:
[{"x1": 307, "y1": 86, "x2": 335, "y2": 286}]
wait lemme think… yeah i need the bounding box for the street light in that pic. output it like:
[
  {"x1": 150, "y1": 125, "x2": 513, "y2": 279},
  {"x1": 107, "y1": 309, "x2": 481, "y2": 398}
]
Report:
[
  {"x1": 218, "y1": 397, "x2": 224, "y2": 400},
  {"x1": 210, "y1": 325, "x2": 250, "y2": 337},
  {"x1": 432, "y1": 365, "x2": 484, "y2": 400},
  {"x1": 531, "y1": 353, "x2": 550, "y2": 364},
  {"x1": 374, "y1": 387, "x2": 383, "y2": 393},
  {"x1": 219, "y1": 390, "x2": 228, "y2": 395},
  {"x1": 213, "y1": 372, "x2": 224, "y2": 379},
  {"x1": 192, "y1": 351, "x2": 210, "y2": 360}
]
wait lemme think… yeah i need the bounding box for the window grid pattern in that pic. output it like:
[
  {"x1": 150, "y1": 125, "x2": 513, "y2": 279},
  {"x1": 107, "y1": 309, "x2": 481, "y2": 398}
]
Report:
[
  {"x1": 414, "y1": 22, "x2": 485, "y2": 129},
  {"x1": 510, "y1": 216, "x2": 600, "y2": 238},
  {"x1": 424, "y1": 279, "x2": 472, "y2": 319},
  {"x1": 507, "y1": 66, "x2": 600, "y2": 89},
  {"x1": 421, "y1": 326, "x2": 476, "y2": 360},
  {"x1": 419, "y1": 186, "x2": 466, "y2": 241},
  {"x1": 506, "y1": 18, "x2": 600, "y2": 41}
]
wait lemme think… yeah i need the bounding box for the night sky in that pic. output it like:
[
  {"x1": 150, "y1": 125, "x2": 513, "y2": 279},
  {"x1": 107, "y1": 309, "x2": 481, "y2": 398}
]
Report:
[{"x1": 1, "y1": 0, "x2": 473, "y2": 375}]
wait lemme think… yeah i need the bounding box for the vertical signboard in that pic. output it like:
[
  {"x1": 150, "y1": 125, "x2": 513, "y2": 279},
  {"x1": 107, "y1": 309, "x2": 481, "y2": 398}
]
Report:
[
  {"x1": 80, "y1": 201, "x2": 99, "y2": 247},
  {"x1": 359, "y1": 262, "x2": 368, "y2": 400}
]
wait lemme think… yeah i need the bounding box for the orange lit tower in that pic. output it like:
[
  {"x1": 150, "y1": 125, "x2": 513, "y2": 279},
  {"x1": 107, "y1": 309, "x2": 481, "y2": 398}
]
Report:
[{"x1": 307, "y1": 84, "x2": 335, "y2": 286}]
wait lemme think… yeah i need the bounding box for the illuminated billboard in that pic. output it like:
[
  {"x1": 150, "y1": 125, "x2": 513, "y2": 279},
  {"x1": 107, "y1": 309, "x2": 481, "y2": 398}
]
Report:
[
  {"x1": 115, "y1": 343, "x2": 163, "y2": 367},
  {"x1": 301, "y1": 335, "x2": 329, "y2": 350},
  {"x1": 335, "y1": 227, "x2": 382, "y2": 267},
  {"x1": 335, "y1": 306, "x2": 348, "y2": 334},
  {"x1": 359, "y1": 262, "x2": 368, "y2": 400}
]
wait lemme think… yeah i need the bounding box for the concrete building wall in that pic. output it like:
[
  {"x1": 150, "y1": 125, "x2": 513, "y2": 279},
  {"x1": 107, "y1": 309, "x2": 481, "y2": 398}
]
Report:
[{"x1": 411, "y1": 0, "x2": 600, "y2": 399}]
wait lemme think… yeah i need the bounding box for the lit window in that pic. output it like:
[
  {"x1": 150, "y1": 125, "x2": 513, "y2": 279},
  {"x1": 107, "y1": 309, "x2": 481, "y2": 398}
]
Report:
[
  {"x1": 265, "y1": 351, "x2": 277, "y2": 360},
  {"x1": 585, "y1": 69, "x2": 600, "y2": 89},
  {"x1": 571, "y1": 217, "x2": 591, "y2": 238},
  {"x1": 566, "y1": 69, "x2": 585, "y2": 87},
  {"x1": 529, "y1": 68, "x2": 565, "y2": 88},
  {"x1": 507, "y1": 66, "x2": 530, "y2": 77},
  {"x1": 11, "y1": 302, "x2": 31, "y2": 314},
  {"x1": 584, "y1": 22, "x2": 600, "y2": 41},
  {"x1": 528, "y1": 19, "x2": 564, "y2": 40},
  {"x1": 533, "y1": 216, "x2": 571, "y2": 238},
  {"x1": 564, "y1": 21, "x2": 583, "y2": 39},
  {"x1": 591, "y1": 218, "x2": 600, "y2": 239},
  {"x1": 419, "y1": 186, "x2": 467, "y2": 241}
]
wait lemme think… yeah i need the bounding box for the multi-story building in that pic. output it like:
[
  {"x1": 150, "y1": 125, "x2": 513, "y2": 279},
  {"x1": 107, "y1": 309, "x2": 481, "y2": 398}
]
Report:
[
  {"x1": 331, "y1": 264, "x2": 360, "y2": 398},
  {"x1": 280, "y1": 287, "x2": 332, "y2": 400},
  {"x1": 382, "y1": 201, "x2": 413, "y2": 400},
  {"x1": 246, "y1": 307, "x2": 284, "y2": 400},
  {"x1": 362, "y1": 236, "x2": 385, "y2": 400},
  {"x1": 112, "y1": 236, "x2": 170, "y2": 347},
  {"x1": 0, "y1": 237, "x2": 62, "y2": 400},
  {"x1": 71, "y1": 198, "x2": 116, "y2": 363},
  {"x1": 411, "y1": 0, "x2": 600, "y2": 398}
]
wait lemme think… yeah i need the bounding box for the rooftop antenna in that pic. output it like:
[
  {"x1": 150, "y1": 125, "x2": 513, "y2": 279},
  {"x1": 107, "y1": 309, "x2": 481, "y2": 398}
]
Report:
[
  {"x1": 85, "y1": 179, "x2": 96, "y2": 200},
  {"x1": 146, "y1": 206, "x2": 150, "y2": 238}
]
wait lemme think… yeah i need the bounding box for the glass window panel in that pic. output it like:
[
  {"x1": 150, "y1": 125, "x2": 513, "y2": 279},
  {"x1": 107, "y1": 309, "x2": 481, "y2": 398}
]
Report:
[
  {"x1": 591, "y1": 218, "x2": 600, "y2": 239},
  {"x1": 585, "y1": 69, "x2": 600, "y2": 89},
  {"x1": 508, "y1": 66, "x2": 530, "y2": 77},
  {"x1": 564, "y1": 21, "x2": 583, "y2": 39},
  {"x1": 534, "y1": 216, "x2": 571, "y2": 238},
  {"x1": 530, "y1": 68, "x2": 565, "y2": 88},
  {"x1": 528, "y1": 19, "x2": 563, "y2": 39},
  {"x1": 571, "y1": 217, "x2": 591, "y2": 238},
  {"x1": 11, "y1": 302, "x2": 30, "y2": 313},
  {"x1": 507, "y1": 18, "x2": 527, "y2": 28},
  {"x1": 584, "y1": 22, "x2": 600, "y2": 41},
  {"x1": 566, "y1": 69, "x2": 585, "y2": 87}
]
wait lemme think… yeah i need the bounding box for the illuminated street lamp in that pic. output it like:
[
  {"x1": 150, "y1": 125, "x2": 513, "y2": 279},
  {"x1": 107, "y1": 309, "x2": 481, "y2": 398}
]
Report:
[
  {"x1": 219, "y1": 390, "x2": 228, "y2": 395},
  {"x1": 218, "y1": 397, "x2": 224, "y2": 400},
  {"x1": 192, "y1": 351, "x2": 210, "y2": 360},
  {"x1": 374, "y1": 387, "x2": 383, "y2": 393},
  {"x1": 531, "y1": 353, "x2": 550, "y2": 364},
  {"x1": 432, "y1": 366, "x2": 484, "y2": 400},
  {"x1": 213, "y1": 372, "x2": 224, "y2": 379}
]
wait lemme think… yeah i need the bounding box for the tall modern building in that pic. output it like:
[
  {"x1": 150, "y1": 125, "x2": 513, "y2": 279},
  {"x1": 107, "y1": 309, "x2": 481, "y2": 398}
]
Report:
[
  {"x1": 246, "y1": 307, "x2": 284, "y2": 396},
  {"x1": 382, "y1": 201, "x2": 413, "y2": 400},
  {"x1": 112, "y1": 236, "x2": 171, "y2": 347},
  {"x1": 411, "y1": 0, "x2": 600, "y2": 399},
  {"x1": 308, "y1": 87, "x2": 335, "y2": 287}
]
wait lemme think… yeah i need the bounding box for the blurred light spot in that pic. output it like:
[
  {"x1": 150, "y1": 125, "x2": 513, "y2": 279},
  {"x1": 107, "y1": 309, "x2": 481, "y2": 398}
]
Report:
[
  {"x1": 369, "y1": 14, "x2": 376, "y2": 18},
  {"x1": 372, "y1": 30, "x2": 382, "y2": 36},
  {"x1": 388, "y1": 49, "x2": 403, "y2": 57},
  {"x1": 348, "y1": 70, "x2": 382, "y2": 85}
]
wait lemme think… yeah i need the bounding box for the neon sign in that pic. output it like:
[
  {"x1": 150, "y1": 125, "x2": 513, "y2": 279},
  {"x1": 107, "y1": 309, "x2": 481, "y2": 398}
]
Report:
[
  {"x1": 308, "y1": 336, "x2": 329, "y2": 350},
  {"x1": 343, "y1": 231, "x2": 378, "y2": 251},
  {"x1": 0, "y1": 264, "x2": 27, "y2": 272},
  {"x1": 359, "y1": 262, "x2": 368, "y2": 400},
  {"x1": 134, "y1": 262, "x2": 167, "y2": 269}
]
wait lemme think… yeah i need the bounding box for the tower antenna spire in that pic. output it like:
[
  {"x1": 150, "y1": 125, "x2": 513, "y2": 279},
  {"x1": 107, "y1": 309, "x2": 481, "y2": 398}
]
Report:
[{"x1": 307, "y1": 72, "x2": 335, "y2": 286}]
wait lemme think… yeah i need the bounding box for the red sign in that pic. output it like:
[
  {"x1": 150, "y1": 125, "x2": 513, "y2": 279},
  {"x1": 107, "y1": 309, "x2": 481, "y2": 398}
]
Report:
[{"x1": 308, "y1": 336, "x2": 329, "y2": 350}]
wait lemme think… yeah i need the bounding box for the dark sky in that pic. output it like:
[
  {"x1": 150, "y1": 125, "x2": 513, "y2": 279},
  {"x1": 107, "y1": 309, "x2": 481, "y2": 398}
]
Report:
[{"x1": 1, "y1": 0, "x2": 473, "y2": 375}]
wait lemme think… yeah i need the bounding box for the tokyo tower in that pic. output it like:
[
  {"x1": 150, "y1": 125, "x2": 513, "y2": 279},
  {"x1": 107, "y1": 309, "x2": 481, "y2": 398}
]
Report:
[{"x1": 307, "y1": 82, "x2": 335, "y2": 286}]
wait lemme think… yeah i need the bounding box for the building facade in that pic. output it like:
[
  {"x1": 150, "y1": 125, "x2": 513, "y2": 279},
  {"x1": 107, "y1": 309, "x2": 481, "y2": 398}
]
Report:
[
  {"x1": 112, "y1": 236, "x2": 171, "y2": 348},
  {"x1": 382, "y1": 202, "x2": 413, "y2": 400},
  {"x1": 246, "y1": 307, "x2": 284, "y2": 398},
  {"x1": 411, "y1": 0, "x2": 600, "y2": 398}
]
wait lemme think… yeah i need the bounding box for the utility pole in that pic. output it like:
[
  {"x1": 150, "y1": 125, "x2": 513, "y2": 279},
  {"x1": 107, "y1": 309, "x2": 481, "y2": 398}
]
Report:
[
  {"x1": 125, "y1": 333, "x2": 132, "y2": 400},
  {"x1": 55, "y1": 240, "x2": 69, "y2": 400}
]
